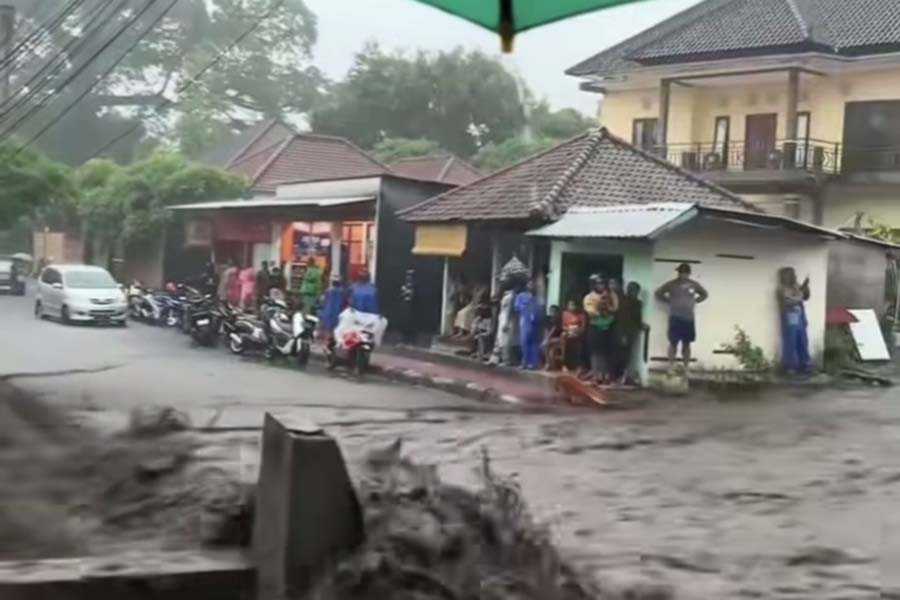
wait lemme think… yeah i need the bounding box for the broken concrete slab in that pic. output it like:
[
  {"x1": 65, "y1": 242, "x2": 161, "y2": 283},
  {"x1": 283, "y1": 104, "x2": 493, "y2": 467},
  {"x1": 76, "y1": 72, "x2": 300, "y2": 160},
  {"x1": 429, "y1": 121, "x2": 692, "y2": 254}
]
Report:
[{"x1": 253, "y1": 413, "x2": 363, "y2": 600}]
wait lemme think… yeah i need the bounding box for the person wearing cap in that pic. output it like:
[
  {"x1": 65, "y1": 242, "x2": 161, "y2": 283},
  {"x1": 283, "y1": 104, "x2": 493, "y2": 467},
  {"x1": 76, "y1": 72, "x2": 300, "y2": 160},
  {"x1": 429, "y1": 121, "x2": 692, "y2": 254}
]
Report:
[{"x1": 656, "y1": 263, "x2": 708, "y2": 372}]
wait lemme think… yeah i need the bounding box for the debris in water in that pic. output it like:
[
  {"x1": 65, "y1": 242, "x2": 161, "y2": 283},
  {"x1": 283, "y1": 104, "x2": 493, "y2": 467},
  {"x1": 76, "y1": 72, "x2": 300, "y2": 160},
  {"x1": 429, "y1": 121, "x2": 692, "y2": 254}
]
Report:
[{"x1": 310, "y1": 442, "x2": 599, "y2": 600}]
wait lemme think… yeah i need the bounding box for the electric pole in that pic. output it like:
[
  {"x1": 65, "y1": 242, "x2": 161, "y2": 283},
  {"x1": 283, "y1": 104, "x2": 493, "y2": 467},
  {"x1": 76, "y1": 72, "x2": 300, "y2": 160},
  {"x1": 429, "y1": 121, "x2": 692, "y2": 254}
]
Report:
[{"x1": 0, "y1": 5, "x2": 14, "y2": 103}]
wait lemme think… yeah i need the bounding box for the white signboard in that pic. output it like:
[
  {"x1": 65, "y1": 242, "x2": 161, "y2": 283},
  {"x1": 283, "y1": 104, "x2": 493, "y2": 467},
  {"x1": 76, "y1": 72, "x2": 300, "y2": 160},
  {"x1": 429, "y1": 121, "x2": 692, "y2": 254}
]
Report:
[{"x1": 848, "y1": 309, "x2": 891, "y2": 361}]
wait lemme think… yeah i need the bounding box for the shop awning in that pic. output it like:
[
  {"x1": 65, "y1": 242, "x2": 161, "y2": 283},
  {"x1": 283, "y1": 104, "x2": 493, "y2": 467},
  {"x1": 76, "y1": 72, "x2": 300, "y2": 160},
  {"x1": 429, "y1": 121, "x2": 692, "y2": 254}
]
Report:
[
  {"x1": 527, "y1": 203, "x2": 696, "y2": 239},
  {"x1": 412, "y1": 224, "x2": 468, "y2": 257},
  {"x1": 169, "y1": 196, "x2": 374, "y2": 211}
]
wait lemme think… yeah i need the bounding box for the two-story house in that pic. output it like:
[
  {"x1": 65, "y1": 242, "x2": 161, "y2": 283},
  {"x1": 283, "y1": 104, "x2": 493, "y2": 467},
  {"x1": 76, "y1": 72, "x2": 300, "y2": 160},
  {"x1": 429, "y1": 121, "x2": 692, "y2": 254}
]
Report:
[{"x1": 566, "y1": 0, "x2": 900, "y2": 233}]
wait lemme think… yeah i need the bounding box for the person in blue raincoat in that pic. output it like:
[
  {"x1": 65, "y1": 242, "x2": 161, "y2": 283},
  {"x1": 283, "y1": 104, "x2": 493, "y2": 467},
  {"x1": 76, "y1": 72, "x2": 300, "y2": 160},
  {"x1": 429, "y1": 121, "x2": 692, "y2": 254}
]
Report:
[
  {"x1": 777, "y1": 267, "x2": 812, "y2": 374},
  {"x1": 514, "y1": 279, "x2": 543, "y2": 370},
  {"x1": 349, "y1": 270, "x2": 379, "y2": 314},
  {"x1": 319, "y1": 274, "x2": 346, "y2": 335}
]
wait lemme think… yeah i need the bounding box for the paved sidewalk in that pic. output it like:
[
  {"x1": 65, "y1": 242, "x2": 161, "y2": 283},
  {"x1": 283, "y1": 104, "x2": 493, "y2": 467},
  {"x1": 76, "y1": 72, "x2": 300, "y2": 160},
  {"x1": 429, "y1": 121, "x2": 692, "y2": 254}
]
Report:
[{"x1": 372, "y1": 346, "x2": 564, "y2": 406}]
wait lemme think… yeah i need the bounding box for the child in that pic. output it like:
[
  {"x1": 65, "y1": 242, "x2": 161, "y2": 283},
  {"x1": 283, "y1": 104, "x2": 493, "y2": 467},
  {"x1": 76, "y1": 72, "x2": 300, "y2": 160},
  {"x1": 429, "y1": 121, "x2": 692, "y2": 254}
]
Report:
[
  {"x1": 542, "y1": 305, "x2": 563, "y2": 371},
  {"x1": 561, "y1": 299, "x2": 587, "y2": 373}
]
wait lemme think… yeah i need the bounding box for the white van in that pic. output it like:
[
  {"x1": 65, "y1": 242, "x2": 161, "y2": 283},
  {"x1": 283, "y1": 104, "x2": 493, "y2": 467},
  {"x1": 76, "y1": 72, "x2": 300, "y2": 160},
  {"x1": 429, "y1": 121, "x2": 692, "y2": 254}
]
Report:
[{"x1": 35, "y1": 265, "x2": 127, "y2": 325}]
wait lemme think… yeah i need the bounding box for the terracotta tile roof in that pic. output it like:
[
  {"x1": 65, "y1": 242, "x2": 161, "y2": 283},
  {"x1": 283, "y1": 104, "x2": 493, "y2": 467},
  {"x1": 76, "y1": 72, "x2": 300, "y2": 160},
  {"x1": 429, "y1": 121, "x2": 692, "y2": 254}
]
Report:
[
  {"x1": 200, "y1": 119, "x2": 294, "y2": 168},
  {"x1": 389, "y1": 154, "x2": 483, "y2": 186},
  {"x1": 400, "y1": 129, "x2": 759, "y2": 224},
  {"x1": 226, "y1": 133, "x2": 391, "y2": 192},
  {"x1": 567, "y1": 0, "x2": 900, "y2": 77}
]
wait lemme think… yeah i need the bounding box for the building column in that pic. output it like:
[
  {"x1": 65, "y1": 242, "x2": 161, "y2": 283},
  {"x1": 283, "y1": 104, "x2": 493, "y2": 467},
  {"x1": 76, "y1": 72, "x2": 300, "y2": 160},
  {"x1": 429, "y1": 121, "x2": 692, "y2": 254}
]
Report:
[
  {"x1": 440, "y1": 258, "x2": 450, "y2": 336},
  {"x1": 658, "y1": 79, "x2": 671, "y2": 150},
  {"x1": 330, "y1": 222, "x2": 343, "y2": 280},
  {"x1": 784, "y1": 68, "x2": 800, "y2": 168}
]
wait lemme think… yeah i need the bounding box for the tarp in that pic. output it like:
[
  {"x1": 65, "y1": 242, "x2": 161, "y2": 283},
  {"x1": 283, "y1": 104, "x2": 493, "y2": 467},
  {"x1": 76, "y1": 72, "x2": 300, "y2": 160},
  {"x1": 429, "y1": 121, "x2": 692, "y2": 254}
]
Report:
[
  {"x1": 412, "y1": 224, "x2": 468, "y2": 257},
  {"x1": 412, "y1": 0, "x2": 651, "y2": 51}
]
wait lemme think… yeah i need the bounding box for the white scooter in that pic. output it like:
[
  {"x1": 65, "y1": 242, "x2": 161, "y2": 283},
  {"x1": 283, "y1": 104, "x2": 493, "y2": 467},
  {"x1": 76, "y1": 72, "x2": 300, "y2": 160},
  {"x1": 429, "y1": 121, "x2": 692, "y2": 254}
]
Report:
[{"x1": 228, "y1": 298, "x2": 318, "y2": 368}]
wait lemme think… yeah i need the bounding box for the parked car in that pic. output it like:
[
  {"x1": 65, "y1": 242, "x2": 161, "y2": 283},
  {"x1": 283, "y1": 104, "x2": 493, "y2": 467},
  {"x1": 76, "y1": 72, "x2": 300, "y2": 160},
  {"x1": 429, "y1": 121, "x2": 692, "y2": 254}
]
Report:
[
  {"x1": 35, "y1": 265, "x2": 127, "y2": 326},
  {"x1": 0, "y1": 257, "x2": 26, "y2": 295}
]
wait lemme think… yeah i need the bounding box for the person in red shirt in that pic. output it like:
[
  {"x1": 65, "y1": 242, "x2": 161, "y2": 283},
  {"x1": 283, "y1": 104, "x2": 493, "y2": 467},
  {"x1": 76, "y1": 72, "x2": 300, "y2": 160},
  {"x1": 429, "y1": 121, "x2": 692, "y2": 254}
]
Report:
[{"x1": 561, "y1": 299, "x2": 587, "y2": 373}]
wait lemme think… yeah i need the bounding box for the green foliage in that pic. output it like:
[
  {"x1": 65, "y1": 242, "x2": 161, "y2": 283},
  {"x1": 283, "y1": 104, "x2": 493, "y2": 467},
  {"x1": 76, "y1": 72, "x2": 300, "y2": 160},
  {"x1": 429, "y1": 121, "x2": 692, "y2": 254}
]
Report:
[
  {"x1": 76, "y1": 152, "x2": 247, "y2": 246},
  {"x1": 824, "y1": 326, "x2": 857, "y2": 372},
  {"x1": 472, "y1": 136, "x2": 558, "y2": 172},
  {"x1": 311, "y1": 45, "x2": 526, "y2": 157},
  {"x1": 16, "y1": 0, "x2": 323, "y2": 163},
  {"x1": 0, "y1": 141, "x2": 77, "y2": 230},
  {"x1": 721, "y1": 326, "x2": 772, "y2": 372},
  {"x1": 529, "y1": 102, "x2": 594, "y2": 140},
  {"x1": 866, "y1": 218, "x2": 899, "y2": 244},
  {"x1": 371, "y1": 138, "x2": 443, "y2": 163}
]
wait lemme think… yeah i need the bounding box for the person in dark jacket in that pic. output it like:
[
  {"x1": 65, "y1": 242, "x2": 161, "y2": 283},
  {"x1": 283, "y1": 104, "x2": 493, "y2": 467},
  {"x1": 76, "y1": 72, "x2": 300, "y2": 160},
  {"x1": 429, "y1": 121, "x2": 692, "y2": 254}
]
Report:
[
  {"x1": 613, "y1": 281, "x2": 644, "y2": 384},
  {"x1": 399, "y1": 269, "x2": 416, "y2": 344}
]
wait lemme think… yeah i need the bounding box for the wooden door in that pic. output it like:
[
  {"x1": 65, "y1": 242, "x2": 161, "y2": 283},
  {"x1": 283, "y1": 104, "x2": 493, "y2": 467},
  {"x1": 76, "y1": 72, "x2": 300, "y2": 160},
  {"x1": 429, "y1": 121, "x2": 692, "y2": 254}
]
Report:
[{"x1": 745, "y1": 114, "x2": 777, "y2": 169}]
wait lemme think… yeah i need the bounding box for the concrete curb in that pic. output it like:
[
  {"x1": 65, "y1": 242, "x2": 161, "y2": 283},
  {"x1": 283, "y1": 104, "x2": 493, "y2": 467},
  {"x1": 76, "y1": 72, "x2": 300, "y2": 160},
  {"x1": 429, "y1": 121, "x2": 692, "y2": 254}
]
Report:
[{"x1": 376, "y1": 364, "x2": 524, "y2": 405}]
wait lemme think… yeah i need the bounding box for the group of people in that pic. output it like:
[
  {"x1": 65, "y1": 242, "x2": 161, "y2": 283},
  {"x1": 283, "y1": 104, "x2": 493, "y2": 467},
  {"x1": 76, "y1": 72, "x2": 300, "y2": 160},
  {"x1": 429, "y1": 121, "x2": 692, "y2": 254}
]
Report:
[
  {"x1": 217, "y1": 260, "x2": 286, "y2": 311},
  {"x1": 317, "y1": 271, "x2": 380, "y2": 335},
  {"x1": 446, "y1": 262, "x2": 719, "y2": 385}
]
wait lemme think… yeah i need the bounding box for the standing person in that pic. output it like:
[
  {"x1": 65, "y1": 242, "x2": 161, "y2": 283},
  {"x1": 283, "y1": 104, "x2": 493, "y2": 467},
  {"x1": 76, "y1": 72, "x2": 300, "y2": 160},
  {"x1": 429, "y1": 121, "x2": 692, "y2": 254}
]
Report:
[
  {"x1": 489, "y1": 284, "x2": 515, "y2": 366},
  {"x1": 561, "y1": 299, "x2": 587, "y2": 373},
  {"x1": 656, "y1": 263, "x2": 709, "y2": 372},
  {"x1": 256, "y1": 261, "x2": 270, "y2": 306},
  {"x1": 542, "y1": 305, "x2": 563, "y2": 371},
  {"x1": 399, "y1": 269, "x2": 416, "y2": 344},
  {"x1": 201, "y1": 259, "x2": 218, "y2": 295},
  {"x1": 584, "y1": 275, "x2": 618, "y2": 383},
  {"x1": 349, "y1": 270, "x2": 379, "y2": 314},
  {"x1": 514, "y1": 280, "x2": 542, "y2": 370},
  {"x1": 223, "y1": 260, "x2": 241, "y2": 307},
  {"x1": 239, "y1": 263, "x2": 257, "y2": 311},
  {"x1": 269, "y1": 262, "x2": 285, "y2": 292},
  {"x1": 300, "y1": 260, "x2": 324, "y2": 313},
  {"x1": 319, "y1": 274, "x2": 345, "y2": 339},
  {"x1": 614, "y1": 282, "x2": 645, "y2": 384},
  {"x1": 777, "y1": 267, "x2": 812, "y2": 375}
]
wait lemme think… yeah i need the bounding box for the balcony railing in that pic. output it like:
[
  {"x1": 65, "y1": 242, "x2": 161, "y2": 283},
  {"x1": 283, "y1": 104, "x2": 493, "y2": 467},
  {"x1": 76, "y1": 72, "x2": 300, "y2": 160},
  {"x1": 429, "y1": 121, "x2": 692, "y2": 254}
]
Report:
[{"x1": 649, "y1": 139, "x2": 843, "y2": 176}]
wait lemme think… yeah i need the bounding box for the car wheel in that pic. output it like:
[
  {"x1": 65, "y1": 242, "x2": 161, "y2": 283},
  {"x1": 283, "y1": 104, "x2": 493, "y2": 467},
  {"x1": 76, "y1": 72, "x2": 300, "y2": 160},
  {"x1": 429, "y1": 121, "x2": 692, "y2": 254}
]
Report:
[
  {"x1": 118, "y1": 319, "x2": 128, "y2": 328},
  {"x1": 34, "y1": 301, "x2": 43, "y2": 319},
  {"x1": 61, "y1": 305, "x2": 71, "y2": 325}
]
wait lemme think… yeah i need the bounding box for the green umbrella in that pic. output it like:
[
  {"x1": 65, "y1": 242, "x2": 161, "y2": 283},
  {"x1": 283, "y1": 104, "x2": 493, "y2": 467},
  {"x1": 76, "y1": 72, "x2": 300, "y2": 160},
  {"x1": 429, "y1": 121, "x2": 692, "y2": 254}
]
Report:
[{"x1": 412, "y1": 0, "x2": 651, "y2": 52}]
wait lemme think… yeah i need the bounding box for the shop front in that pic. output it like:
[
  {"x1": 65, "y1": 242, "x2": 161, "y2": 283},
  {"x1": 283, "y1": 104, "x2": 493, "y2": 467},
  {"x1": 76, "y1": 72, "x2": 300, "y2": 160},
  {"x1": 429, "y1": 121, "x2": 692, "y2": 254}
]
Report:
[{"x1": 167, "y1": 174, "x2": 456, "y2": 337}]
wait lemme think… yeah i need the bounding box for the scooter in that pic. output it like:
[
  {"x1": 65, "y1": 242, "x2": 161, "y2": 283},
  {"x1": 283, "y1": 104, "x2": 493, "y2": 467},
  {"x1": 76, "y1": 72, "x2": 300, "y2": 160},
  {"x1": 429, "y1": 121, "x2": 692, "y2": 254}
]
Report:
[
  {"x1": 227, "y1": 298, "x2": 311, "y2": 367},
  {"x1": 187, "y1": 294, "x2": 220, "y2": 347},
  {"x1": 325, "y1": 308, "x2": 388, "y2": 376},
  {"x1": 128, "y1": 282, "x2": 160, "y2": 323}
]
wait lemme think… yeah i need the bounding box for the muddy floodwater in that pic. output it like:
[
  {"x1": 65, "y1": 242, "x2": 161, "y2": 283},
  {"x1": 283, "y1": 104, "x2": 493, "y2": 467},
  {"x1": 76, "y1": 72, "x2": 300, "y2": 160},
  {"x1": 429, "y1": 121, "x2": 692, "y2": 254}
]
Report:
[{"x1": 285, "y1": 384, "x2": 898, "y2": 600}]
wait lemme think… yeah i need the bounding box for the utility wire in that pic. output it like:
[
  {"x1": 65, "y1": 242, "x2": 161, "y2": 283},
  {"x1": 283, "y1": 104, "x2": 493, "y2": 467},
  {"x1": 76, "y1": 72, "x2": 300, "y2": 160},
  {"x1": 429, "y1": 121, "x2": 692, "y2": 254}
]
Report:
[
  {"x1": 87, "y1": 0, "x2": 288, "y2": 161},
  {"x1": 3, "y1": 0, "x2": 171, "y2": 145},
  {"x1": 0, "y1": 0, "x2": 87, "y2": 71},
  {"x1": 0, "y1": 0, "x2": 124, "y2": 119}
]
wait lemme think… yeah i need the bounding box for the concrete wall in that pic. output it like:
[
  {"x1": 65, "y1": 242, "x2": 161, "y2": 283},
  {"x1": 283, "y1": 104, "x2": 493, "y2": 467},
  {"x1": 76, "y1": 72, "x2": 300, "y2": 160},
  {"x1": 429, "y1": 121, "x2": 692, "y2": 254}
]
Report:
[
  {"x1": 123, "y1": 239, "x2": 165, "y2": 288},
  {"x1": 740, "y1": 193, "x2": 817, "y2": 222},
  {"x1": 827, "y1": 239, "x2": 892, "y2": 316},
  {"x1": 650, "y1": 218, "x2": 830, "y2": 369}
]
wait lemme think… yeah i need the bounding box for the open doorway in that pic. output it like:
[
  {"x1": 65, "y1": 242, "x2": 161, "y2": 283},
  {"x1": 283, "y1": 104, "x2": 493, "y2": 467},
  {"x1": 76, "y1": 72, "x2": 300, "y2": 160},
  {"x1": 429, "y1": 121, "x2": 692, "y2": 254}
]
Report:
[{"x1": 559, "y1": 253, "x2": 623, "y2": 307}]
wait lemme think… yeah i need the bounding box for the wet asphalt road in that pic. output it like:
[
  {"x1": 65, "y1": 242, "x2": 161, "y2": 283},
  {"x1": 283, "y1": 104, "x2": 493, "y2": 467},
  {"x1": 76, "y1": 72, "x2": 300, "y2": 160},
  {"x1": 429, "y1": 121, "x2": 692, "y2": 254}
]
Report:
[{"x1": 2, "y1": 285, "x2": 898, "y2": 599}]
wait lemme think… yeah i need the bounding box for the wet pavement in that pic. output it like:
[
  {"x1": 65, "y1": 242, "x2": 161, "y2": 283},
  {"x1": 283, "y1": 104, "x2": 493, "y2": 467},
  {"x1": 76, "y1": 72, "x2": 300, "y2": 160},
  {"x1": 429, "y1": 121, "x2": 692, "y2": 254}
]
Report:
[{"x1": 2, "y1": 287, "x2": 898, "y2": 598}]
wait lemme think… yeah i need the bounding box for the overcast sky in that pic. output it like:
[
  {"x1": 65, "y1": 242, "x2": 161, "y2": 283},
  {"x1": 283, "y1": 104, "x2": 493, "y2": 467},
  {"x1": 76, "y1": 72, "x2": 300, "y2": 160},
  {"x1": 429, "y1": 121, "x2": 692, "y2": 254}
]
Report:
[{"x1": 303, "y1": 0, "x2": 701, "y2": 116}]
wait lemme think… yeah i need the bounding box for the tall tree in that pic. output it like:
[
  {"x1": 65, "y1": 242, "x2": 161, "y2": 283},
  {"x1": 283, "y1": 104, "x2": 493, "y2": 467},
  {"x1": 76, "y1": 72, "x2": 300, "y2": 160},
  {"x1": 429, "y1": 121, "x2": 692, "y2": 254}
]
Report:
[
  {"x1": 0, "y1": 140, "x2": 76, "y2": 230},
  {"x1": 311, "y1": 45, "x2": 527, "y2": 157},
  {"x1": 5, "y1": 0, "x2": 323, "y2": 164},
  {"x1": 371, "y1": 138, "x2": 443, "y2": 163}
]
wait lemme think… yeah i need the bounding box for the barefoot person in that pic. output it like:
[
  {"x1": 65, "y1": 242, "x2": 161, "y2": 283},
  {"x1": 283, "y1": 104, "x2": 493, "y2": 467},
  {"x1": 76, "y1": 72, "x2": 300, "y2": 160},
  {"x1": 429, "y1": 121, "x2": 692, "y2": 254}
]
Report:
[{"x1": 655, "y1": 263, "x2": 708, "y2": 372}]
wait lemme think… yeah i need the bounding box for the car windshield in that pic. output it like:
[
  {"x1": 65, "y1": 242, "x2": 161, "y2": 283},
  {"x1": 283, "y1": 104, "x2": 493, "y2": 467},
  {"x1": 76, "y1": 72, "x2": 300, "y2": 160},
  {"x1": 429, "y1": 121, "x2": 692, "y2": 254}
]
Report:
[{"x1": 65, "y1": 270, "x2": 118, "y2": 289}]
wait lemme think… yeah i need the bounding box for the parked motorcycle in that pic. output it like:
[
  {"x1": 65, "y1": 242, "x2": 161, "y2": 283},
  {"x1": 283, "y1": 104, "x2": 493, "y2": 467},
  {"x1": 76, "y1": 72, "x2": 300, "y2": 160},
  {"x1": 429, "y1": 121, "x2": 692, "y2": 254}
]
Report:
[
  {"x1": 187, "y1": 293, "x2": 220, "y2": 347},
  {"x1": 227, "y1": 298, "x2": 312, "y2": 367},
  {"x1": 325, "y1": 308, "x2": 388, "y2": 376},
  {"x1": 128, "y1": 282, "x2": 161, "y2": 323}
]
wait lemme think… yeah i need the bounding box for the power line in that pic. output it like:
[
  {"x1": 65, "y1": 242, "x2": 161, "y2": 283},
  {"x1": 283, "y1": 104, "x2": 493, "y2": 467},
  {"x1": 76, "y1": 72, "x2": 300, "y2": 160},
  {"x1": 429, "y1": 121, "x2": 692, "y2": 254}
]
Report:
[
  {"x1": 0, "y1": 0, "x2": 87, "y2": 71},
  {"x1": 87, "y1": 0, "x2": 288, "y2": 161},
  {"x1": 2, "y1": 0, "x2": 170, "y2": 144},
  {"x1": 0, "y1": 0, "x2": 124, "y2": 120}
]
